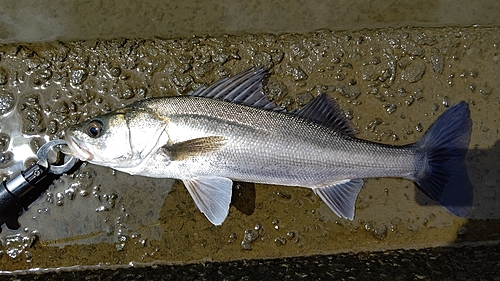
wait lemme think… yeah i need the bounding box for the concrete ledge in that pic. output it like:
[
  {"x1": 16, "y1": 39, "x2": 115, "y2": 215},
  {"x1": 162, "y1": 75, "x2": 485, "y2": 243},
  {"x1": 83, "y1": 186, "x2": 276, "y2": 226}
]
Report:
[{"x1": 2, "y1": 243, "x2": 499, "y2": 280}]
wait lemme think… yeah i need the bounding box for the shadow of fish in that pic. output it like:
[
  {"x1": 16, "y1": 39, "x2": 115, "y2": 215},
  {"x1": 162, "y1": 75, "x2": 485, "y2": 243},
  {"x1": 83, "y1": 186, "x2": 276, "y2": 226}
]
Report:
[{"x1": 65, "y1": 68, "x2": 473, "y2": 225}]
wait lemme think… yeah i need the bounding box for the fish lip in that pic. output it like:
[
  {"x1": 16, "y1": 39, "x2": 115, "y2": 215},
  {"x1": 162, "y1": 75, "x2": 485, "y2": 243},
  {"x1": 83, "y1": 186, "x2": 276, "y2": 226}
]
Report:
[{"x1": 65, "y1": 134, "x2": 94, "y2": 161}]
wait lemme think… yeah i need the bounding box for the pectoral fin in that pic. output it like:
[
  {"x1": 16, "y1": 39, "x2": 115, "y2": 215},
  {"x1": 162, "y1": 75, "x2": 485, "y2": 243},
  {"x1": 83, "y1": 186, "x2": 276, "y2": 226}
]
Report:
[
  {"x1": 160, "y1": 136, "x2": 227, "y2": 161},
  {"x1": 313, "y1": 179, "x2": 364, "y2": 220},
  {"x1": 183, "y1": 176, "x2": 233, "y2": 226}
]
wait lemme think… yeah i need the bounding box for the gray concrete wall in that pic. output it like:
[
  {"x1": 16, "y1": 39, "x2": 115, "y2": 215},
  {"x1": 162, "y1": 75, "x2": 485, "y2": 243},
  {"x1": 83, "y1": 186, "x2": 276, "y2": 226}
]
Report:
[{"x1": 1, "y1": 0, "x2": 500, "y2": 43}]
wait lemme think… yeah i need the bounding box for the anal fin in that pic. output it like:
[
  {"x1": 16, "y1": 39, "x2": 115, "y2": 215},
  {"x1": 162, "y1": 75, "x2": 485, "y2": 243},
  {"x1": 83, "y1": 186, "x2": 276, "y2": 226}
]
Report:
[
  {"x1": 183, "y1": 176, "x2": 233, "y2": 226},
  {"x1": 313, "y1": 179, "x2": 364, "y2": 220}
]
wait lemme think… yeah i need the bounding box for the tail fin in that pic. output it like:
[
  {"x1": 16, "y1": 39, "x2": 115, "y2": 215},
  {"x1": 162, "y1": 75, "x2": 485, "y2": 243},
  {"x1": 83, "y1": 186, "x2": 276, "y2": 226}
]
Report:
[{"x1": 412, "y1": 101, "x2": 473, "y2": 217}]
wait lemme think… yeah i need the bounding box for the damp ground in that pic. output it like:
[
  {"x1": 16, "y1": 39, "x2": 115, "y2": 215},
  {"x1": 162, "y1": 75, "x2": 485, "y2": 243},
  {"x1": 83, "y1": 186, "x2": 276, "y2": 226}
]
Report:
[{"x1": 0, "y1": 26, "x2": 499, "y2": 272}]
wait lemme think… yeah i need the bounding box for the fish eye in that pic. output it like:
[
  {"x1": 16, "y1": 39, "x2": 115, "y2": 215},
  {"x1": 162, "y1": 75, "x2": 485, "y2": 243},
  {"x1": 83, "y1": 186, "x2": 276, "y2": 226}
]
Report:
[{"x1": 86, "y1": 119, "x2": 104, "y2": 138}]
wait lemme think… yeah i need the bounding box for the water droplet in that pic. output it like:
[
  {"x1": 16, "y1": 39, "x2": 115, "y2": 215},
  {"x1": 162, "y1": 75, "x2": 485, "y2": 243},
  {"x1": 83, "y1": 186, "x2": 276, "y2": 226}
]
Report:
[
  {"x1": 480, "y1": 87, "x2": 492, "y2": 96},
  {"x1": 5, "y1": 234, "x2": 32, "y2": 260},
  {"x1": 118, "y1": 235, "x2": 127, "y2": 242},
  {"x1": 0, "y1": 151, "x2": 13, "y2": 168},
  {"x1": 364, "y1": 221, "x2": 373, "y2": 231},
  {"x1": 367, "y1": 118, "x2": 383, "y2": 132},
  {"x1": 272, "y1": 219, "x2": 280, "y2": 230},
  {"x1": 253, "y1": 51, "x2": 273, "y2": 70},
  {"x1": 116, "y1": 243, "x2": 125, "y2": 251},
  {"x1": 79, "y1": 190, "x2": 89, "y2": 197},
  {"x1": 295, "y1": 92, "x2": 314, "y2": 106},
  {"x1": 0, "y1": 91, "x2": 15, "y2": 115},
  {"x1": 241, "y1": 240, "x2": 252, "y2": 250},
  {"x1": 405, "y1": 95, "x2": 415, "y2": 106},
  {"x1": 274, "y1": 237, "x2": 287, "y2": 246},
  {"x1": 288, "y1": 66, "x2": 308, "y2": 81},
  {"x1": 241, "y1": 228, "x2": 259, "y2": 250},
  {"x1": 56, "y1": 192, "x2": 64, "y2": 201},
  {"x1": 0, "y1": 133, "x2": 10, "y2": 151},
  {"x1": 96, "y1": 206, "x2": 109, "y2": 212},
  {"x1": 109, "y1": 67, "x2": 121, "y2": 78},
  {"x1": 0, "y1": 67, "x2": 8, "y2": 85},
  {"x1": 64, "y1": 188, "x2": 75, "y2": 200},
  {"x1": 264, "y1": 80, "x2": 287, "y2": 101},
  {"x1": 70, "y1": 69, "x2": 88, "y2": 87},
  {"x1": 76, "y1": 169, "x2": 96, "y2": 189},
  {"x1": 442, "y1": 96, "x2": 449, "y2": 107},
  {"x1": 28, "y1": 137, "x2": 45, "y2": 154},
  {"x1": 337, "y1": 84, "x2": 361, "y2": 99},
  {"x1": 243, "y1": 229, "x2": 259, "y2": 242},
  {"x1": 383, "y1": 103, "x2": 397, "y2": 114},
  {"x1": 30, "y1": 69, "x2": 52, "y2": 87},
  {"x1": 457, "y1": 226, "x2": 467, "y2": 235},
  {"x1": 24, "y1": 251, "x2": 33, "y2": 262},
  {"x1": 372, "y1": 225, "x2": 388, "y2": 240},
  {"x1": 416, "y1": 123, "x2": 423, "y2": 132},
  {"x1": 23, "y1": 157, "x2": 37, "y2": 169}
]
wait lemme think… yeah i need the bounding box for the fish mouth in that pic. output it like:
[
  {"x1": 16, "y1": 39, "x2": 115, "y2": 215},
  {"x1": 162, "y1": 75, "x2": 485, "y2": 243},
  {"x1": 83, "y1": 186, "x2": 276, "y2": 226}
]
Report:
[{"x1": 65, "y1": 134, "x2": 94, "y2": 161}]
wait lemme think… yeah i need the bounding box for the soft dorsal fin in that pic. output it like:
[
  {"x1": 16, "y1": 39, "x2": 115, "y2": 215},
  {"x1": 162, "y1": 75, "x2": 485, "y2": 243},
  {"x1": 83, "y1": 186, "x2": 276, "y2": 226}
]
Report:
[
  {"x1": 296, "y1": 94, "x2": 356, "y2": 137},
  {"x1": 190, "y1": 68, "x2": 279, "y2": 110},
  {"x1": 313, "y1": 179, "x2": 364, "y2": 220}
]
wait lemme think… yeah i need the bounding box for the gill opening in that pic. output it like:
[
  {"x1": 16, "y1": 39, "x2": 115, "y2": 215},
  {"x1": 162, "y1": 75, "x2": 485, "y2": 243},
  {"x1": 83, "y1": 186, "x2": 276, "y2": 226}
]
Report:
[{"x1": 125, "y1": 114, "x2": 136, "y2": 160}]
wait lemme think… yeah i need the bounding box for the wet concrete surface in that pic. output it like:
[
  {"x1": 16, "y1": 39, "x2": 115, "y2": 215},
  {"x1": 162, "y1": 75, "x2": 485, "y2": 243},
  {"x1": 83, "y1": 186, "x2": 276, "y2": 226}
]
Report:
[{"x1": 0, "y1": 26, "x2": 499, "y2": 277}]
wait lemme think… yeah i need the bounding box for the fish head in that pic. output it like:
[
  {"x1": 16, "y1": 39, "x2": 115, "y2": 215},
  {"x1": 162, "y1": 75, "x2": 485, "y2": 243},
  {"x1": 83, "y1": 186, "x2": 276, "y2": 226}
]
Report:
[{"x1": 65, "y1": 107, "x2": 166, "y2": 169}]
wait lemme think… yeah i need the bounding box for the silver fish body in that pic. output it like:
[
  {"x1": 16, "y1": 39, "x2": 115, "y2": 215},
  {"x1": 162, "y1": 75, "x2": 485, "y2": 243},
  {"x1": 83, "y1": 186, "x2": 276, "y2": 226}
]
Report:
[
  {"x1": 65, "y1": 68, "x2": 473, "y2": 225},
  {"x1": 132, "y1": 96, "x2": 415, "y2": 183}
]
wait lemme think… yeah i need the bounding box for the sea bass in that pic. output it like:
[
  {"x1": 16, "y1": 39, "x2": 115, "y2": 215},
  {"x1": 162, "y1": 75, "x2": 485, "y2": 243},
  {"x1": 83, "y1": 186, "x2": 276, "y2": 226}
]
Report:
[{"x1": 65, "y1": 68, "x2": 473, "y2": 225}]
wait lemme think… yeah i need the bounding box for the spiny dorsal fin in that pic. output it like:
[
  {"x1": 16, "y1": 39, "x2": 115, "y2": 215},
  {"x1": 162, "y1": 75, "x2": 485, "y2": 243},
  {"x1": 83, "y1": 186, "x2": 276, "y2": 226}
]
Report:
[
  {"x1": 160, "y1": 136, "x2": 227, "y2": 161},
  {"x1": 296, "y1": 94, "x2": 356, "y2": 137},
  {"x1": 190, "y1": 68, "x2": 279, "y2": 110},
  {"x1": 313, "y1": 179, "x2": 364, "y2": 220}
]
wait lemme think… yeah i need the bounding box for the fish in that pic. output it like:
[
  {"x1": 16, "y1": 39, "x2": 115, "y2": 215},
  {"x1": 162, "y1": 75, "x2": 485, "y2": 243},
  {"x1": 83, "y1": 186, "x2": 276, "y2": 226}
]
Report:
[{"x1": 65, "y1": 68, "x2": 473, "y2": 225}]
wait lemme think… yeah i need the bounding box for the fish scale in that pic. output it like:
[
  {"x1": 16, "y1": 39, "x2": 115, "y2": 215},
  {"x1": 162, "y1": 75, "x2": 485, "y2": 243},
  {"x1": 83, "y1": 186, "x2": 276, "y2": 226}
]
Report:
[{"x1": 144, "y1": 96, "x2": 416, "y2": 181}]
